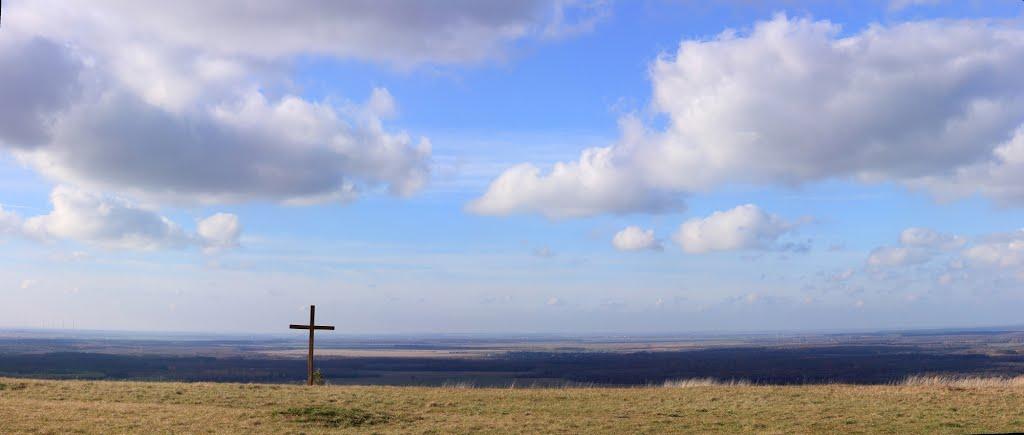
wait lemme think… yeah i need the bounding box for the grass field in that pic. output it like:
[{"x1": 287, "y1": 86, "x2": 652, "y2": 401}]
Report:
[{"x1": 3, "y1": 377, "x2": 1024, "y2": 433}]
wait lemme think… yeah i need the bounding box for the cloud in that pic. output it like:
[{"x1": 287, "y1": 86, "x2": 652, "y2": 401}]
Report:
[
  {"x1": 467, "y1": 118, "x2": 685, "y2": 218},
  {"x1": 532, "y1": 246, "x2": 557, "y2": 258},
  {"x1": 909, "y1": 128, "x2": 1024, "y2": 206},
  {"x1": 671, "y1": 204, "x2": 799, "y2": 254},
  {"x1": 0, "y1": 206, "x2": 24, "y2": 235},
  {"x1": 543, "y1": 0, "x2": 612, "y2": 40},
  {"x1": 829, "y1": 268, "x2": 856, "y2": 282},
  {"x1": 612, "y1": 226, "x2": 661, "y2": 251},
  {"x1": 7, "y1": 1, "x2": 599, "y2": 67},
  {"x1": 867, "y1": 246, "x2": 932, "y2": 268},
  {"x1": 898, "y1": 227, "x2": 965, "y2": 250},
  {"x1": 888, "y1": 0, "x2": 942, "y2": 12},
  {"x1": 930, "y1": 230, "x2": 1024, "y2": 286},
  {"x1": 0, "y1": 24, "x2": 430, "y2": 205},
  {"x1": 859, "y1": 227, "x2": 1024, "y2": 288},
  {"x1": 867, "y1": 227, "x2": 964, "y2": 268},
  {"x1": 22, "y1": 186, "x2": 190, "y2": 250},
  {"x1": 472, "y1": 15, "x2": 1024, "y2": 217},
  {"x1": 0, "y1": 38, "x2": 82, "y2": 147},
  {"x1": 14, "y1": 87, "x2": 431, "y2": 204},
  {"x1": 720, "y1": 292, "x2": 791, "y2": 307},
  {"x1": 0, "y1": 1, "x2": 603, "y2": 207},
  {"x1": 8, "y1": 186, "x2": 240, "y2": 251},
  {"x1": 196, "y1": 213, "x2": 241, "y2": 253},
  {"x1": 961, "y1": 230, "x2": 1024, "y2": 270}
]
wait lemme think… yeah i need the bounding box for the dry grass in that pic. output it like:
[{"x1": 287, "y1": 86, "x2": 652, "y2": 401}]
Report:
[
  {"x1": 440, "y1": 380, "x2": 477, "y2": 389},
  {"x1": 901, "y1": 374, "x2": 1024, "y2": 388},
  {"x1": 662, "y1": 378, "x2": 751, "y2": 387},
  {"x1": 3, "y1": 377, "x2": 1024, "y2": 433}
]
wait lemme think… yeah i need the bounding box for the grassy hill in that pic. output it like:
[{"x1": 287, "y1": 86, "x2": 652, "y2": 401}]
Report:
[{"x1": 3, "y1": 377, "x2": 1024, "y2": 433}]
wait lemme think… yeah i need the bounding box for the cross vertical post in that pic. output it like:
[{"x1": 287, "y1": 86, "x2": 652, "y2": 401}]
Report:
[
  {"x1": 289, "y1": 305, "x2": 335, "y2": 386},
  {"x1": 307, "y1": 305, "x2": 315, "y2": 385}
]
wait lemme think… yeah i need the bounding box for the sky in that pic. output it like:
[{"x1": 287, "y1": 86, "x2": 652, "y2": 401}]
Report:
[{"x1": 1, "y1": 0, "x2": 1024, "y2": 334}]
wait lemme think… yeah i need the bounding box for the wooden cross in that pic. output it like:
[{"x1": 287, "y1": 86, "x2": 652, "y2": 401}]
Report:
[{"x1": 289, "y1": 305, "x2": 335, "y2": 385}]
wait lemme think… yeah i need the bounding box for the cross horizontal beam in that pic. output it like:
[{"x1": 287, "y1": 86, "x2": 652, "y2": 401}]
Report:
[{"x1": 290, "y1": 324, "x2": 335, "y2": 330}]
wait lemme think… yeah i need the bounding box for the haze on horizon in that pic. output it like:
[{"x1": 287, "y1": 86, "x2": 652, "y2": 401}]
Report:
[{"x1": 1, "y1": 0, "x2": 1024, "y2": 334}]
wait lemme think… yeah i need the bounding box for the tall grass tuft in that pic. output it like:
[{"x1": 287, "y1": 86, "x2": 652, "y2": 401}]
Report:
[
  {"x1": 901, "y1": 375, "x2": 1024, "y2": 387},
  {"x1": 662, "y1": 378, "x2": 751, "y2": 387},
  {"x1": 441, "y1": 380, "x2": 476, "y2": 389},
  {"x1": 311, "y1": 368, "x2": 326, "y2": 386}
]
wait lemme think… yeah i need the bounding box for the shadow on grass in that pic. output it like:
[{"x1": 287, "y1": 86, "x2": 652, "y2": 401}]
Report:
[{"x1": 277, "y1": 405, "x2": 390, "y2": 428}]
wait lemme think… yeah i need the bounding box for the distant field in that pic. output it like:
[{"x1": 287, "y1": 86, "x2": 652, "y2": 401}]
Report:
[
  {"x1": 8, "y1": 331, "x2": 1024, "y2": 386},
  {"x1": 3, "y1": 377, "x2": 1024, "y2": 433}
]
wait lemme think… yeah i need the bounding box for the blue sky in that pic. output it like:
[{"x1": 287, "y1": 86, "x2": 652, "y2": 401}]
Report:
[{"x1": 2, "y1": 0, "x2": 1024, "y2": 333}]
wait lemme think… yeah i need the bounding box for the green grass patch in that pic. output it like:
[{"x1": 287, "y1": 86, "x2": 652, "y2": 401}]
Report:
[
  {"x1": 277, "y1": 405, "x2": 390, "y2": 428},
  {"x1": 0, "y1": 382, "x2": 27, "y2": 391}
]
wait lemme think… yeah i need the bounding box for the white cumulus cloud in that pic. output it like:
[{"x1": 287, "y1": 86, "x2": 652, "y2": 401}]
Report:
[
  {"x1": 868, "y1": 227, "x2": 964, "y2": 268},
  {"x1": 467, "y1": 121, "x2": 684, "y2": 218},
  {"x1": 612, "y1": 226, "x2": 661, "y2": 251},
  {"x1": 0, "y1": 1, "x2": 607, "y2": 207},
  {"x1": 8, "y1": 186, "x2": 240, "y2": 252},
  {"x1": 197, "y1": 213, "x2": 241, "y2": 253},
  {"x1": 472, "y1": 15, "x2": 1024, "y2": 217},
  {"x1": 961, "y1": 230, "x2": 1024, "y2": 270},
  {"x1": 898, "y1": 227, "x2": 966, "y2": 250},
  {"x1": 23, "y1": 186, "x2": 190, "y2": 250},
  {"x1": 671, "y1": 204, "x2": 798, "y2": 254},
  {"x1": 0, "y1": 32, "x2": 432, "y2": 205}
]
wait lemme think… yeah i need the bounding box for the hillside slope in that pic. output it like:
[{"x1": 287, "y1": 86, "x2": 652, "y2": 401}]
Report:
[{"x1": 2, "y1": 377, "x2": 1024, "y2": 433}]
